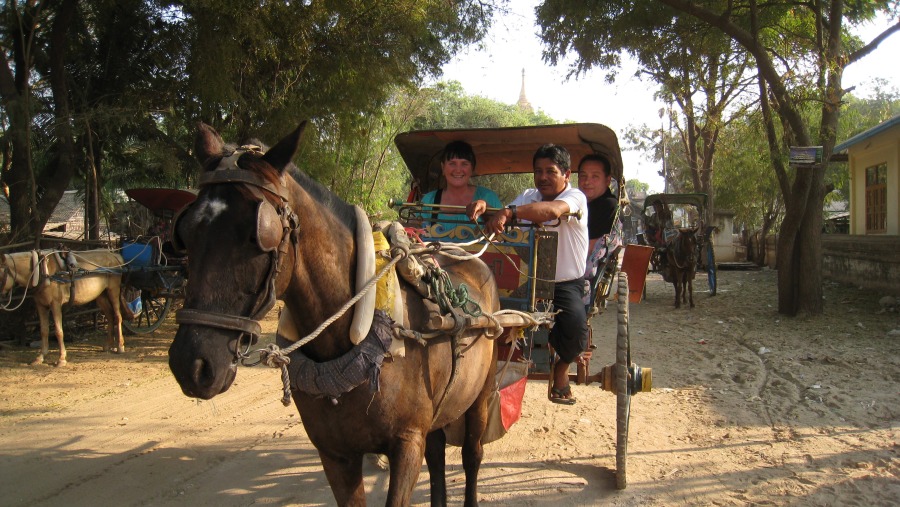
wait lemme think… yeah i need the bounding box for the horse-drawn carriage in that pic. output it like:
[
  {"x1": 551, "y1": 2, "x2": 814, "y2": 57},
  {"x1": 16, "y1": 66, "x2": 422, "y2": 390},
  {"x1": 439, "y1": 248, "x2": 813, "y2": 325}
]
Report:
[
  {"x1": 164, "y1": 121, "x2": 654, "y2": 505},
  {"x1": 640, "y1": 193, "x2": 718, "y2": 305},
  {"x1": 0, "y1": 188, "x2": 194, "y2": 366},
  {"x1": 118, "y1": 187, "x2": 197, "y2": 333},
  {"x1": 392, "y1": 123, "x2": 654, "y2": 489}
]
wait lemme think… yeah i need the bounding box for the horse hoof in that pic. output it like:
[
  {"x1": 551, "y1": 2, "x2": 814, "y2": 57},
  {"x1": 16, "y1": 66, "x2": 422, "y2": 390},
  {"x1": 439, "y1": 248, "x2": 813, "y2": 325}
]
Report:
[
  {"x1": 30, "y1": 359, "x2": 44, "y2": 366},
  {"x1": 56, "y1": 359, "x2": 68, "y2": 367}
]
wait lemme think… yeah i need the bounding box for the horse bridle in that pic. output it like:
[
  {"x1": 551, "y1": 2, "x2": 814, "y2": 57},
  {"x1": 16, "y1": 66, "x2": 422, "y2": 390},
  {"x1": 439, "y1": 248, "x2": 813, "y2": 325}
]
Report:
[
  {"x1": 668, "y1": 229, "x2": 699, "y2": 270},
  {"x1": 174, "y1": 147, "x2": 301, "y2": 360}
]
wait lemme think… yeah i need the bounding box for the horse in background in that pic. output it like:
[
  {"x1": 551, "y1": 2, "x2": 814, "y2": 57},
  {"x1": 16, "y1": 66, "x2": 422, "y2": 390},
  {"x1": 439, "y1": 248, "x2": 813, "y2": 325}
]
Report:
[
  {"x1": 0, "y1": 249, "x2": 131, "y2": 366},
  {"x1": 666, "y1": 228, "x2": 699, "y2": 309},
  {"x1": 167, "y1": 122, "x2": 498, "y2": 506}
]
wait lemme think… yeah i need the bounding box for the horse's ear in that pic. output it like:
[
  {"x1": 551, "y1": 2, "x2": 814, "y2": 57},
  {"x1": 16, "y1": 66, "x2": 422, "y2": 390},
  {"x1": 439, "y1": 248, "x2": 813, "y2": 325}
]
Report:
[
  {"x1": 262, "y1": 122, "x2": 307, "y2": 173},
  {"x1": 194, "y1": 122, "x2": 225, "y2": 166}
]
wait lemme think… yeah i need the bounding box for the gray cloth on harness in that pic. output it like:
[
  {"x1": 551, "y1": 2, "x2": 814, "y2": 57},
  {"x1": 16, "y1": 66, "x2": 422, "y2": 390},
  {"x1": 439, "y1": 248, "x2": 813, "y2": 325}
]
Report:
[{"x1": 287, "y1": 310, "x2": 393, "y2": 399}]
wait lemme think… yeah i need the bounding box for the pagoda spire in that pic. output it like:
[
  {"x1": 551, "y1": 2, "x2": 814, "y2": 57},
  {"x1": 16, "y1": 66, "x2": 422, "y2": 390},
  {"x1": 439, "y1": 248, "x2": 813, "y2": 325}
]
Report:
[{"x1": 517, "y1": 68, "x2": 532, "y2": 112}]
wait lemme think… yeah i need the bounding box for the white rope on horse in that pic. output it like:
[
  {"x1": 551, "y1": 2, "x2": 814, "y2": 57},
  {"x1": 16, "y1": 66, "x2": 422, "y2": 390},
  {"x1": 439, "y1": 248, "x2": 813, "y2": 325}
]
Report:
[
  {"x1": 0, "y1": 250, "x2": 51, "y2": 311},
  {"x1": 0, "y1": 272, "x2": 31, "y2": 311}
]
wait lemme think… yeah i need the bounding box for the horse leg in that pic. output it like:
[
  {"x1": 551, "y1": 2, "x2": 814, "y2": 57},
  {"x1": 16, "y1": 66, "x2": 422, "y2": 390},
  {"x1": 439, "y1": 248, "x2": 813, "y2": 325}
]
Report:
[
  {"x1": 673, "y1": 278, "x2": 681, "y2": 309},
  {"x1": 109, "y1": 282, "x2": 126, "y2": 352},
  {"x1": 51, "y1": 303, "x2": 67, "y2": 366},
  {"x1": 425, "y1": 429, "x2": 447, "y2": 507},
  {"x1": 319, "y1": 452, "x2": 366, "y2": 507},
  {"x1": 387, "y1": 430, "x2": 428, "y2": 507},
  {"x1": 31, "y1": 305, "x2": 51, "y2": 366},
  {"x1": 97, "y1": 290, "x2": 124, "y2": 353},
  {"x1": 461, "y1": 385, "x2": 490, "y2": 507}
]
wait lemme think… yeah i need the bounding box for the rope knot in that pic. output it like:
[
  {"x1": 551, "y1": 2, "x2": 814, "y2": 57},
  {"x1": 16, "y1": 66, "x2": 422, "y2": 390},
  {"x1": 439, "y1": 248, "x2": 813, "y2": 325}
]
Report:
[{"x1": 258, "y1": 343, "x2": 291, "y2": 368}]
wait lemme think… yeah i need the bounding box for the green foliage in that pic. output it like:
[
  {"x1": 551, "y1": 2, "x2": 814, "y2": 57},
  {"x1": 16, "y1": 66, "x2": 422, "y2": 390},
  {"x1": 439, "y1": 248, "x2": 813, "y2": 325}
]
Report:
[
  {"x1": 624, "y1": 178, "x2": 649, "y2": 196},
  {"x1": 182, "y1": 0, "x2": 495, "y2": 140},
  {"x1": 301, "y1": 80, "x2": 561, "y2": 215},
  {"x1": 0, "y1": 0, "x2": 498, "y2": 237},
  {"x1": 713, "y1": 110, "x2": 782, "y2": 231},
  {"x1": 405, "y1": 81, "x2": 557, "y2": 203},
  {"x1": 710, "y1": 87, "x2": 899, "y2": 231},
  {"x1": 536, "y1": 0, "x2": 755, "y2": 202},
  {"x1": 298, "y1": 85, "x2": 432, "y2": 216}
]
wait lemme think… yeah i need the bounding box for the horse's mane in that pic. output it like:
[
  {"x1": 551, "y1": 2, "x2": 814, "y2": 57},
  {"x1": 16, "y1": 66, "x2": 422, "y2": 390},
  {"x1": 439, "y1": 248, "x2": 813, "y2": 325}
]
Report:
[{"x1": 286, "y1": 165, "x2": 357, "y2": 228}]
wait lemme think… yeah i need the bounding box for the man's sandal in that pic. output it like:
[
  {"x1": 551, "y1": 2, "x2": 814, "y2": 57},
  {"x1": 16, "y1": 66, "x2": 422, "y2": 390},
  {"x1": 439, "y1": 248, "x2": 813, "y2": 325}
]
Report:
[{"x1": 549, "y1": 384, "x2": 577, "y2": 405}]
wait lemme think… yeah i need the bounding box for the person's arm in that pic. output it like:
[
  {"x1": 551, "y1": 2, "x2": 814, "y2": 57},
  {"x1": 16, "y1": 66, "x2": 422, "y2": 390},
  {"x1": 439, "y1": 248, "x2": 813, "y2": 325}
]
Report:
[
  {"x1": 469, "y1": 198, "x2": 571, "y2": 235},
  {"x1": 515, "y1": 200, "x2": 570, "y2": 224},
  {"x1": 468, "y1": 199, "x2": 513, "y2": 234}
]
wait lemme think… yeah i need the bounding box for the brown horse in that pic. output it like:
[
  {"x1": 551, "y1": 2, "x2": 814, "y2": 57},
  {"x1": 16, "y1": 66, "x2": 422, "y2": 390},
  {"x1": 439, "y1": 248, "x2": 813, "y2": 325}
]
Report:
[
  {"x1": 167, "y1": 123, "x2": 498, "y2": 506},
  {"x1": 0, "y1": 249, "x2": 130, "y2": 366},
  {"x1": 665, "y1": 228, "x2": 698, "y2": 309}
]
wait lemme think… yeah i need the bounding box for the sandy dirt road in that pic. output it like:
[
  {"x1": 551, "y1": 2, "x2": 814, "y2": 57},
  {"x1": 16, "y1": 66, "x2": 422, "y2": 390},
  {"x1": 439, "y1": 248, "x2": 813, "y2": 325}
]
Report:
[{"x1": 0, "y1": 268, "x2": 897, "y2": 506}]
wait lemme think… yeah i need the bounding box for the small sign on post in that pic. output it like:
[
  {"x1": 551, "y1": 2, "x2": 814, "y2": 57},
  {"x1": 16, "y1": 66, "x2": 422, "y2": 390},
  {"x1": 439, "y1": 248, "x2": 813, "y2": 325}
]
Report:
[{"x1": 789, "y1": 146, "x2": 824, "y2": 167}]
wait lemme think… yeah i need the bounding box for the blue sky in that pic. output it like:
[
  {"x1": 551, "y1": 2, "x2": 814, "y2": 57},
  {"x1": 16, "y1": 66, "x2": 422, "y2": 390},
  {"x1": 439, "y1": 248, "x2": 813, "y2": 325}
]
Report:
[{"x1": 438, "y1": 1, "x2": 900, "y2": 193}]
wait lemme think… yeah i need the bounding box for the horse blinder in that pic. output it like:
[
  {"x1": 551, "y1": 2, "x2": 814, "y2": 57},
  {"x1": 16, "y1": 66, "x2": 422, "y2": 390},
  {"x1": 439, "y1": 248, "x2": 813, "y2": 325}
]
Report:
[
  {"x1": 170, "y1": 203, "x2": 193, "y2": 255},
  {"x1": 256, "y1": 200, "x2": 285, "y2": 252}
]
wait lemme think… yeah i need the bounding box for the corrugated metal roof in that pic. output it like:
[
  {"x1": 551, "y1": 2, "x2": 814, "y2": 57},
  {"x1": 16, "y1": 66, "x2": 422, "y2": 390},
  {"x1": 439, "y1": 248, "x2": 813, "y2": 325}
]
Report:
[
  {"x1": 0, "y1": 190, "x2": 85, "y2": 236},
  {"x1": 834, "y1": 114, "x2": 900, "y2": 153}
]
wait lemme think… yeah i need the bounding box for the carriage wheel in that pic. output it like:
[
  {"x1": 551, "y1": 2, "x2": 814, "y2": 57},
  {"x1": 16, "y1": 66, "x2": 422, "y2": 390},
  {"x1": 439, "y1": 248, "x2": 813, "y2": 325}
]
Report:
[
  {"x1": 123, "y1": 290, "x2": 173, "y2": 335},
  {"x1": 705, "y1": 242, "x2": 717, "y2": 296},
  {"x1": 615, "y1": 272, "x2": 631, "y2": 490}
]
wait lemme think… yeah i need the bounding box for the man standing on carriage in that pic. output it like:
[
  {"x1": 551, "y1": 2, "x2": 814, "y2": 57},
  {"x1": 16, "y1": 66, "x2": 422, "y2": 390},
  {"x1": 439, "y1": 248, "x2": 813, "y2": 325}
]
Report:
[{"x1": 467, "y1": 143, "x2": 588, "y2": 405}]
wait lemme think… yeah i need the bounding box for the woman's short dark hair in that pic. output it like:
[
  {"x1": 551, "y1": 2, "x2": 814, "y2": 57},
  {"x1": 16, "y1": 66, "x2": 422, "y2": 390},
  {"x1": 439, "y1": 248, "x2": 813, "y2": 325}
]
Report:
[
  {"x1": 441, "y1": 140, "x2": 477, "y2": 169},
  {"x1": 578, "y1": 153, "x2": 612, "y2": 177},
  {"x1": 533, "y1": 143, "x2": 571, "y2": 171}
]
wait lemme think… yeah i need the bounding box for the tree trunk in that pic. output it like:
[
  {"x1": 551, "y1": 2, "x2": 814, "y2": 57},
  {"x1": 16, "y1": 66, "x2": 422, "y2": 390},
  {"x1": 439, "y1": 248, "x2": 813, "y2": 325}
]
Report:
[
  {"x1": 83, "y1": 124, "x2": 102, "y2": 241},
  {"x1": 0, "y1": 7, "x2": 38, "y2": 243},
  {"x1": 33, "y1": 0, "x2": 79, "y2": 238},
  {"x1": 776, "y1": 162, "x2": 829, "y2": 315}
]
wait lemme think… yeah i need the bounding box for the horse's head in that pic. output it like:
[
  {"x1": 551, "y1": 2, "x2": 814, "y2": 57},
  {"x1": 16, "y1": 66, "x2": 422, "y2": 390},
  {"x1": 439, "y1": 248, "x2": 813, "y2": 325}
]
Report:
[
  {"x1": 168, "y1": 122, "x2": 306, "y2": 399},
  {"x1": 676, "y1": 227, "x2": 699, "y2": 262},
  {"x1": 0, "y1": 251, "x2": 38, "y2": 295}
]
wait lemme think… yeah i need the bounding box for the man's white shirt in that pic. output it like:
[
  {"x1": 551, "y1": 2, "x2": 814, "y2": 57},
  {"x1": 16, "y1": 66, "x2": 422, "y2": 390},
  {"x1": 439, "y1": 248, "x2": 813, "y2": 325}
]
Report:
[{"x1": 509, "y1": 184, "x2": 588, "y2": 282}]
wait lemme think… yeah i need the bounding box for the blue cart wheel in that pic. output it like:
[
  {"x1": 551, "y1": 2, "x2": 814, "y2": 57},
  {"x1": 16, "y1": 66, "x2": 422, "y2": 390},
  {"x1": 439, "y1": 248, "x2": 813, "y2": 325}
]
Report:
[{"x1": 123, "y1": 290, "x2": 172, "y2": 334}]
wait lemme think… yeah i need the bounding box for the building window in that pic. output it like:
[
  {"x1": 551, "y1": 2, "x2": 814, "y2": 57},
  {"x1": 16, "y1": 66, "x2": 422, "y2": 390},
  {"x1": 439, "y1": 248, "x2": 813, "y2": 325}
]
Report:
[{"x1": 865, "y1": 163, "x2": 887, "y2": 233}]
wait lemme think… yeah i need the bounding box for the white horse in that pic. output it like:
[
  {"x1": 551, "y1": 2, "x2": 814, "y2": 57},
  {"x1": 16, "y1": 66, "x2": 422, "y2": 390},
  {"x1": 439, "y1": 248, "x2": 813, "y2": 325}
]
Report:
[{"x1": 0, "y1": 249, "x2": 131, "y2": 366}]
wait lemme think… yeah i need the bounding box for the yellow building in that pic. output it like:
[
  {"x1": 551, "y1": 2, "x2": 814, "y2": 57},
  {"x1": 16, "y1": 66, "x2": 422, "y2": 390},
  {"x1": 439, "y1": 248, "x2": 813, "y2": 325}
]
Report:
[
  {"x1": 826, "y1": 115, "x2": 900, "y2": 294},
  {"x1": 833, "y1": 114, "x2": 900, "y2": 235}
]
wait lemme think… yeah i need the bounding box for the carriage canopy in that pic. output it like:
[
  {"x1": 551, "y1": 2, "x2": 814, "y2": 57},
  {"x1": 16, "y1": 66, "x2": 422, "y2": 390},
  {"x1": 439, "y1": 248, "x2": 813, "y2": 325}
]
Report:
[{"x1": 394, "y1": 123, "x2": 624, "y2": 194}]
